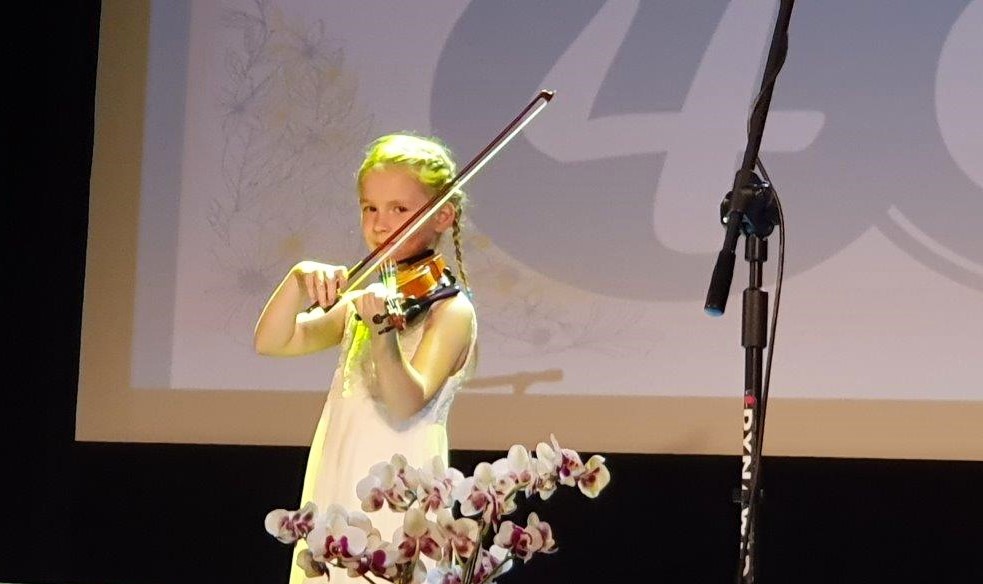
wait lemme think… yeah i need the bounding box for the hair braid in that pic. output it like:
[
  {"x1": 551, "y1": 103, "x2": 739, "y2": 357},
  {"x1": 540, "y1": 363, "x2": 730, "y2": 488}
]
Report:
[{"x1": 451, "y1": 214, "x2": 470, "y2": 294}]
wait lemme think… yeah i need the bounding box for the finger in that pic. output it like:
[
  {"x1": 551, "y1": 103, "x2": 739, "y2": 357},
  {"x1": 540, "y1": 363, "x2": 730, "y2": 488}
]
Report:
[
  {"x1": 354, "y1": 290, "x2": 382, "y2": 320},
  {"x1": 352, "y1": 294, "x2": 369, "y2": 321},
  {"x1": 325, "y1": 271, "x2": 337, "y2": 306},
  {"x1": 316, "y1": 271, "x2": 328, "y2": 308},
  {"x1": 304, "y1": 273, "x2": 316, "y2": 305},
  {"x1": 336, "y1": 267, "x2": 348, "y2": 295}
]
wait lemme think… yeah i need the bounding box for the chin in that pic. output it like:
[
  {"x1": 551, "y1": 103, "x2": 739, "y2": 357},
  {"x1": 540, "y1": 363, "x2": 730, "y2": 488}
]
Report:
[{"x1": 392, "y1": 250, "x2": 417, "y2": 261}]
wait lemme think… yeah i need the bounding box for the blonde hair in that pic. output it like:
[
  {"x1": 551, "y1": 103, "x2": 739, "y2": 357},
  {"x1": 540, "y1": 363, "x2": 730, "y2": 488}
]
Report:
[{"x1": 357, "y1": 133, "x2": 470, "y2": 290}]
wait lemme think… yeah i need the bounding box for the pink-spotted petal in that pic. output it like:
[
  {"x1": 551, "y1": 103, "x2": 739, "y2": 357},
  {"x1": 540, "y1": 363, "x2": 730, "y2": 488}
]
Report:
[
  {"x1": 340, "y1": 525, "x2": 369, "y2": 556},
  {"x1": 578, "y1": 454, "x2": 611, "y2": 498}
]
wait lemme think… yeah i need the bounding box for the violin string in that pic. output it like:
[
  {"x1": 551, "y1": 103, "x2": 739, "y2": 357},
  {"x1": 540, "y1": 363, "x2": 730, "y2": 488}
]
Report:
[{"x1": 381, "y1": 258, "x2": 401, "y2": 322}]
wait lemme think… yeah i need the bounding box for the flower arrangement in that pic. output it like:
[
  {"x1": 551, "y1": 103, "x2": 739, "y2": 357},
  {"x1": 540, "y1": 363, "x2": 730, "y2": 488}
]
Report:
[{"x1": 265, "y1": 434, "x2": 611, "y2": 583}]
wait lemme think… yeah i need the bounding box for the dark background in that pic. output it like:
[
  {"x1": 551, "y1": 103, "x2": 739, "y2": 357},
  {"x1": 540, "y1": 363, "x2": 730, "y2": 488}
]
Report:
[{"x1": 2, "y1": 3, "x2": 981, "y2": 583}]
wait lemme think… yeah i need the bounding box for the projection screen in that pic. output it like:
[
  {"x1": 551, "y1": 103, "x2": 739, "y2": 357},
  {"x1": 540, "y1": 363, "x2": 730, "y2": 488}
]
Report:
[{"x1": 78, "y1": 0, "x2": 983, "y2": 460}]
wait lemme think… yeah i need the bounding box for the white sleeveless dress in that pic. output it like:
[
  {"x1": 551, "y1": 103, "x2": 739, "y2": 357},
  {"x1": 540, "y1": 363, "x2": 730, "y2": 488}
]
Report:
[{"x1": 288, "y1": 301, "x2": 477, "y2": 584}]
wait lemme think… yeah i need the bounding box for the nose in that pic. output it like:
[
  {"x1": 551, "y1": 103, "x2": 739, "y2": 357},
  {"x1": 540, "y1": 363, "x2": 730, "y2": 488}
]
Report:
[{"x1": 373, "y1": 216, "x2": 391, "y2": 233}]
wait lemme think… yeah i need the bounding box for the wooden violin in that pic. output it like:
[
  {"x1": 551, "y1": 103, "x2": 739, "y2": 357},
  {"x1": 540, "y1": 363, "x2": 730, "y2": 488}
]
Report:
[{"x1": 366, "y1": 250, "x2": 461, "y2": 334}]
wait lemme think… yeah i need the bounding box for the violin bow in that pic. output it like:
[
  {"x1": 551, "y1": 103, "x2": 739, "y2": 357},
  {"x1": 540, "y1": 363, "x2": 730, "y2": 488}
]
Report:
[{"x1": 305, "y1": 89, "x2": 555, "y2": 314}]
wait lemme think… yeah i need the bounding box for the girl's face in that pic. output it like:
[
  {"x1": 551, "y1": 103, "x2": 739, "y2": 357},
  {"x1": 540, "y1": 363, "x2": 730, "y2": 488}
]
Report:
[{"x1": 359, "y1": 166, "x2": 455, "y2": 261}]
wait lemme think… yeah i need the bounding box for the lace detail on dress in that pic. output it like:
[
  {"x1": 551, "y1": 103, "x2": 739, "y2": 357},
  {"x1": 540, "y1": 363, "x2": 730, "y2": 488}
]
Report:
[{"x1": 341, "y1": 317, "x2": 373, "y2": 398}]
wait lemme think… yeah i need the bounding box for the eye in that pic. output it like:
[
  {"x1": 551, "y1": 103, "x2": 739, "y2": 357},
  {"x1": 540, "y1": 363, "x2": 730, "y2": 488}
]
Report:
[
  {"x1": 361, "y1": 205, "x2": 376, "y2": 213},
  {"x1": 395, "y1": 205, "x2": 409, "y2": 213}
]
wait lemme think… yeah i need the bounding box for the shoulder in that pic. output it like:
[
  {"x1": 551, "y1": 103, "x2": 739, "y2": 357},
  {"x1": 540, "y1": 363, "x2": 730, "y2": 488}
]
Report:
[{"x1": 426, "y1": 291, "x2": 475, "y2": 332}]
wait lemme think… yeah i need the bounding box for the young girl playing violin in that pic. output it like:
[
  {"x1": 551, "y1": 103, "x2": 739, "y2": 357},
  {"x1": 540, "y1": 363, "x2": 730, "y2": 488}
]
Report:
[{"x1": 253, "y1": 134, "x2": 477, "y2": 584}]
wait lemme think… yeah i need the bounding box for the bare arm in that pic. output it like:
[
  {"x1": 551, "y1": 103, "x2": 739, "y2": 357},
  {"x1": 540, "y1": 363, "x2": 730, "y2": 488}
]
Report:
[
  {"x1": 253, "y1": 261, "x2": 349, "y2": 356},
  {"x1": 356, "y1": 288, "x2": 475, "y2": 420}
]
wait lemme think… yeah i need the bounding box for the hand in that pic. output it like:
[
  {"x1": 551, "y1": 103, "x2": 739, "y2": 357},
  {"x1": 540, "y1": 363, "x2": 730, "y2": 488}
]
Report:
[
  {"x1": 352, "y1": 283, "x2": 398, "y2": 333},
  {"x1": 292, "y1": 261, "x2": 348, "y2": 309}
]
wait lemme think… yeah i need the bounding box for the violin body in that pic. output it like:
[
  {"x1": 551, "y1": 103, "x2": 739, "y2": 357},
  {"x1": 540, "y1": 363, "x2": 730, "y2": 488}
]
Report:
[
  {"x1": 394, "y1": 251, "x2": 451, "y2": 299},
  {"x1": 370, "y1": 251, "x2": 461, "y2": 334}
]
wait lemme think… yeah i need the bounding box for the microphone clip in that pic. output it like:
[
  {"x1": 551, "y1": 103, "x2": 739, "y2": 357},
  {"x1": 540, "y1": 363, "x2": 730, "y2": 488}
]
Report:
[{"x1": 720, "y1": 171, "x2": 779, "y2": 239}]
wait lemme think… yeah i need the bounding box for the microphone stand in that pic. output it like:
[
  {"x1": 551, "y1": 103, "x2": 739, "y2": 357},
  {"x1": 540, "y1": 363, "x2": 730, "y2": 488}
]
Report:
[{"x1": 704, "y1": 1, "x2": 793, "y2": 582}]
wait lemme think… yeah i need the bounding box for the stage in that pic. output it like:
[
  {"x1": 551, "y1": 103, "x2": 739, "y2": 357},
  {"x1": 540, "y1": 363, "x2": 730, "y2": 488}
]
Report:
[{"x1": 3, "y1": 2, "x2": 982, "y2": 583}]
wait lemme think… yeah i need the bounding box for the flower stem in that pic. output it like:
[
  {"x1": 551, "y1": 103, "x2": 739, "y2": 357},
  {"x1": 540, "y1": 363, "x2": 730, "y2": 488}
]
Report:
[{"x1": 482, "y1": 553, "x2": 515, "y2": 583}]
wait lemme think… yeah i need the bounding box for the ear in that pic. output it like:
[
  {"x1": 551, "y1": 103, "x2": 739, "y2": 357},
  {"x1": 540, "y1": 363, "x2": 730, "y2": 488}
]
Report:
[{"x1": 434, "y1": 202, "x2": 456, "y2": 233}]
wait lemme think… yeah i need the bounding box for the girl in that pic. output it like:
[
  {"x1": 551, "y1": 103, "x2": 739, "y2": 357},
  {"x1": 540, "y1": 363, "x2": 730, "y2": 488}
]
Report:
[{"x1": 254, "y1": 134, "x2": 477, "y2": 584}]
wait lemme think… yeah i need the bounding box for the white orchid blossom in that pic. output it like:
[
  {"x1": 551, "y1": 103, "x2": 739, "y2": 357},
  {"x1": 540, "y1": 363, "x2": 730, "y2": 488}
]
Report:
[{"x1": 266, "y1": 435, "x2": 610, "y2": 584}]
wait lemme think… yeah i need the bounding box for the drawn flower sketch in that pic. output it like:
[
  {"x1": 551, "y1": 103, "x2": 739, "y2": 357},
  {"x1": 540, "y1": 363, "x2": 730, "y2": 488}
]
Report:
[{"x1": 208, "y1": 0, "x2": 372, "y2": 344}]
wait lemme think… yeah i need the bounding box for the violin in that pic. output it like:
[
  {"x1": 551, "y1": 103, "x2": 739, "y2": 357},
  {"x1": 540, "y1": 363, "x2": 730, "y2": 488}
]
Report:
[
  {"x1": 303, "y1": 89, "x2": 555, "y2": 326},
  {"x1": 367, "y1": 250, "x2": 461, "y2": 334}
]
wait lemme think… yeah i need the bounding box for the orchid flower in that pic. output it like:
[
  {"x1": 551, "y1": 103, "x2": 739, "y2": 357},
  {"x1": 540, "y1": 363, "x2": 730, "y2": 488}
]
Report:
[
  {"x1": 436, "y1": 508, "x2": 480, "y2": 559},
  {"x1": 492, "y1": 519, "x2": 543, "y2": 561},
  {"x1": 471, "y1": 546, "x2": 513, "y2": 584},
  {"x1": 525, "y1": 513, "x2": 556, "y2": 555},
  {"x1": 528, "y1": 456, "x2": 559, "y2": 500},
  {"x1": 307, "y1": 504, "x2": 371, "y2": 565},
  {"x1": 264, "y1": 501, "x2": 317, "y2": 543},
  {"x1": 577, "y1": 454, "x2": 611, "y2": 499},
  {"x1": 452, "y1": 462, "x2": 497, "y2": 522},
  {"x1": 295, "y1": 548, "x2": 328, "y2": 578},
  {"x1": 394, "y1": 508, "x2": 446, "y2": 564},
  {"x1": 549, "y1": 434, "x2": 586, "y2": 487},
  {"x1": 417, "y1": 456, "x2": 465, "y2": 513},
  {"x1": 345, "y1": 533, "x2": 399, "y2": 580},
  {"x1": 357, "y1": 454, "x2": 418, "y2": 513},
  {"x1": 426, "y1": 563, "x2": 463, "y2": 584},
  {"x1": 266, "y1": 435, "x2": 609, "y2": 584}
]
